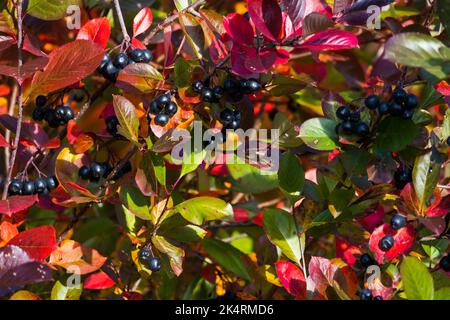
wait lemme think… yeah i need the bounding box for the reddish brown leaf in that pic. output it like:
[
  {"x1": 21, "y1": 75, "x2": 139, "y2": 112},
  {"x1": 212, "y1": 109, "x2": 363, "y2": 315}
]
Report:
[
  {"x1": 0, "y1": 195, "x2": 38, "y2": 217},
  {"x1": 133, "y1": 8, "x2": 153, "y2": 37},
  {"x1": 84, "y1": 271, "x2": 115, "y2": 290},
  {"x1": 8, "y1": 226, "x2": 56, "y2": 261},
  {"x1": 73, "y1": 133, "x2": 94, "y2": 154},
  {"x1": 77, "y1": 18, "x2": 111, "y2": 49},
  {"x1": 0, "y1": 57, "x2": 48, "y2": 84},
  {"x1": 275, "y1": 260, "x2": 306, "y2": 298},
  {"x1": 29, "y1": 40, "x2": 104, "y2": 98}
]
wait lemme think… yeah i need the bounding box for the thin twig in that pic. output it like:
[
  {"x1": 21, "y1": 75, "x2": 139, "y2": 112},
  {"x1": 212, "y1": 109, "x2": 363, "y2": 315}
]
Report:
[
  {"x1": 142, "y1": 0, "x2": 206, "y2": 45},
  {"x1": 2, "y1": 0, "x2": 23, "y2": 200},
  {"x1": 4, "y1": 82, "x2": 18, "y2": 170},
  {"x1": 113, "y1": 0, "x2": 130, "y2": 43}
]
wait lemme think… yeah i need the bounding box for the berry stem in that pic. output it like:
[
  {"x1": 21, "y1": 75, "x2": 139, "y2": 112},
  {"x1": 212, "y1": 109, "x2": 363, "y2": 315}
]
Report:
[{"x1": 2, "y1": 0, "x2": 23, "y2": 200}]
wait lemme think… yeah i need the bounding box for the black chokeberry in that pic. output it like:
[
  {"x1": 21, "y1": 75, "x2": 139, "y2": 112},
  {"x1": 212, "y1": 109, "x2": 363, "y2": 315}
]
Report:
[
  {"x1": 360, "y1": 253, "x2": 375, "y2": 268},
  {"x1": 44, "y1": 109, "x2": 57, "y2": 125},
  {"x1": 439, "y1": 255, "x2": 450, "y2": 272},
  {"x1": 165, "y1": 102, "x2": 178, "y2": 117},
  {"x1": 149, "y1": 100, "x2": 163, "y2": 115},
  {"x1": 105, "y1": 116, "x2": 119, "y2": 136},
  {"x1": 157, "y1": 94, "x2": 171, "y2": 107},
  {"x1": 349, "y1": 112, "x2": 361, "y2": 123},
  {"x1": 142, "y1": 49, "x2": 153, "y2": 63},
  {"x1": 78, "y1": 166, "x2": 91, "y2": 180},
  {"x1": 97, "y1": 53, "x2": 111, "y2": 73},
  {"x1": 379, "y1": 235, "x2": 394, "y2": 252},
  {"x1": 192, "y1": 80, "x2": 204, "y2": 94},
  {"x1": 212, "y1": 86, "x2": 224, "y2": 101},
  {"x1": 378, "y1": 102, "x2": 390, "y2": 115},
  {"x1": 148, "y1": 257, "x2": 161, "y2": 272},
  {"x1": 8, "y1": 179, "x2": 23, "y2": 195},
  {"x1": 364, "y1": 95, "x2": 380, "y2": 110},
  {"x1": 246, "y1": 78, "x2": 261, "y2": 93},
  {"x1": 390, "y1": 214, "x2": 406, "y2": 230},
  {"x1": 220, "y1": 109, "x2": 234, "y2": 124},
  {"x1": 155, "y1": 113, "x2": 169, "y2": 126},
  {"x1": 404, "y1": 94, "x2": 418, "y2": 110},
  {"x1": 138, "y1": 248, "x2": 152, "y2": 263},
  {"x1": 336, "y1": 106, "x2": 351, "y2": 120},
  {"x1": 446, "y1": 136, "x2": 450, "y2": 147},
  {"x1": 392, "y1": 88, "x2": 407, "y2": 104},
  {"x1": 401, "y1": 109, "x2": 414, "y2": 120},
  {"x1": 389, "y1": 102, "x2": 403, "y2": 116},
  {"x1": 32, "y1": 107, "x2": 45, "y2": 121},
  {"x1": 227, "y1": 120, "x2": 240, "y2": 130},
  {"x1": 341, "y1": 120, "x2": 353, "y2": 134},
  {"x1": 90, "y1": 162, "x2": 105, "y2": 182},
  {"x1": 100, "y1": 162, "x2": 112, "y2": 178},
  {"x1": 373, "y1": 296, "x2": 383, "y2": 300},
  {"x1": 201, "y1": 88, "x2": 214, "y2": 103},
  {"x1": 113, "y1": 53, "x2": 130, "y2": 69},
  {"x1": 36, "y1": 95, "x2": 47, "y2": 107},
  {"x1": 34, "y1": 178, "x2": 47, "y2": 194},
  {"x1": 62, "y1": 106, "x2": 74, "y2": 122},
  {"x1": 46, "y1": 176, "x2": 59, "y2": 190},
  {"x1": 103, "y1": 62, "x2": 119, "y2": 82},
  {"x1": 129, "y1": 49, "x2": 144, "y2": 62},
  {"x1": 21, "y1": 181, "x2": 35, "y2": 195},
  {"x1": 359, "y1": 289, "x2": 372, "y2": 300},
  {"x1": 239, "y1": 79, "x2": 251, "y2": 93},
  {"x1": 223, "y1": 77, "x2": 239, "y2": 93},
  {"x1": 354, "y1": 122, "x2": 369, "y2": 136}
]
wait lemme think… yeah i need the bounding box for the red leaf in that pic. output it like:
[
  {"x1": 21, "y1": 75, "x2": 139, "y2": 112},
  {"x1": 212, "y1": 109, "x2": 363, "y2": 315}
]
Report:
[
  {"x1": 131, "y1": 37, "x2": 147, "y2": 49},
  {"x1": 300, "y1": 29, "x2": 358, "y2": 51},
  {"x1": 436, "y1": 81, "x2": 450, "y2": 96},
  {"x1": 247, "y1": 0, "x2": 283, "y2": 42},
  {"x1": 77, "y1": 18, "x2": 111, "y2": 49},
  {"x1": 357, "y1": 205, "x2": 384, "y2": 232},
  {"x1": 223, "y1": 13, "x2": 254, "y2": 45},
  {"x1": 29, "y1": 40, "x2": 104, "y2": 97},
  {"x1": 8, "y1": 226, "x2": 56, "y2": 261},
  {"x1": 0, "y1": 195, "x2": 38, "y2": 217},
  {"x1": 425, "y1": 194, "x2": 450, "y2": 217},
  {"x1": 0, "y1": 57, "x2": 48, "y2": 85},
  {"x1": 133, "y1": 8, "x2": 153, "y2": 37},
  {"x1": 0, "y1": 133, "x2": 9, "y2": 148},
  {"x1": 335, "y1": 237, "x2": 361, "y2": 266},
  {"x1": 275, "y1": 260, "x2": 306, "y2": 298},
  {"x1": 84, "y1": 271, "x2": 115, "y2": 290},
  {"x1": 369, "y1": 223, "x2": 415, "y2": 264}
]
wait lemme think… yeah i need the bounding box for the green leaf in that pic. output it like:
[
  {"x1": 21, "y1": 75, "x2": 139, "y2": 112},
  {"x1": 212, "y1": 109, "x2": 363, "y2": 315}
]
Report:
[
  {"x1": 27, "y1": 0, "x2": 81, "y2": 20},
  {"x1": 441, "y1": 109, "x2": 450, "y2": 140},
  {"x1": 435, "y1": 287, "x2": 450, "y2": 300},
  {"x1": 178, "y1": 138, "x2": 206, "y2": 179},
  {"x1": 299, "y1": 118, "x2": 338, "y2": 151},
  {"x1": 375, "y1": 117, "x2": 419, "y2": 151},
  {"x1": 202, "y1": 238, "x2": 251, "y2": 280},
  {"x1": 173, "y1": 57, "x2": 196, "y2": 88},
  {"x1": 227, "y1": 161, "x2": 279, "y2": 194},
  {"x1": 272, "y1": 113, "x2": 303, "y2": 148},
  {"x1": 267, "y1": 76, "x2": 306, "y2": 96},
  {"x1": 437, "y1": 0, "x2": 450, "y2": 33},
  {"x1": 117, "y1": 63, "x2": 164, "y2": 93},
  {"x1": 278, "y1": 151, "x2": 304, "y2": 197},
  {"x1": 174, "y1": 0, "x2": 194, "y2": 11},
  {"x1": 152, "y1": 235, "x2": 185, "y2": 276},
  {"x1": 119, "y1": 185, "x2": 152, "y2": 220},
  {"x1": 173, "y1": 197, "x2": 233, "y2": 225},
  {"x1": 263, "y1": 208, "x2": 302, "y2": 264},
  {"x1": 385, "y1": 33, "x2": 450, "y2": 80},
  {"x1": 413, "y1": 151, "x2": 441, "y2": 212},
  {"x1": 51, "y1": 281, "x2": 82, "y2": 300},
  {"x1": 400, "y1": 256, "x2": 434, "y2": 300},
  {"x1": 113, "y1": 95, "x2": 139, "y2": 144},
  {"x1": 412, "y1": 109, "x2": 433, "y2": 126}
]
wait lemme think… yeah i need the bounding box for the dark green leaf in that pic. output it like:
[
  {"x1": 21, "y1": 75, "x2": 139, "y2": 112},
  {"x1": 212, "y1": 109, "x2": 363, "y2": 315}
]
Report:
[
  {"x1": 278, "y1": 151, "x2": 305, "y2": 197},
  {"x1": 375, "y1": 117, "x2": 419, "y2": 151}
]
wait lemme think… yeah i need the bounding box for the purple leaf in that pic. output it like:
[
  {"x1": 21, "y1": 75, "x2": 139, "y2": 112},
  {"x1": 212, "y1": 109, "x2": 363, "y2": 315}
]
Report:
[
  {"x1": 300, "y1": 29, "x2": 359, "y2": 51},
  {"x1": 0, "y1": 245, "x2": 52, "y2": 296},
  {"x1": 344, "y1": 0, "x2": 394, "y2": 13},
  {"x1": 0, "y1": 114, "x2": 49, "y2": 148},
  {"x1": 247, "y1": 0, "x2": 283, "y2": 42}
]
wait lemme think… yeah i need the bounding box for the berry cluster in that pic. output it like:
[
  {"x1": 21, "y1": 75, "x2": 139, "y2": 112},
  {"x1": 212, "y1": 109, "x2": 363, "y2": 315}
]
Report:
[
  {"x1": 335, "y1": 106, "x2": 369, "y2": 137},
  {"x1": 378, "y1": 214, "x2": 407, "y2": 252},
  {"x1": 32, "y1": 95, "x2": 74, "y2": 128},
  {"x1": 138, "y1": 247, "x2": 161, "y2": 272},
  {"x1": 220, "y1": 108, "x2": 241, "y2": 130},
  {"x1": 148, "y1": 94, "x2": 178, "y2": 127},
  {"x1": 7, "y1": 176, "x2": 59, "y2": 196},
  {"x1": 364, "y1": 87, "x2": 419, "y2": 120},
  {"x1": 79, "y1": 162, "x2": 112, "y2": 182},
  {"x1": 192, "y1": 77, "x2": 261, "y2": 103},
  {"x1": 97, "y1": 48, "x2": 153, "y2": 82},
  {"x1": 359, "y1": 289, "x2": 383, "y2": 300}
]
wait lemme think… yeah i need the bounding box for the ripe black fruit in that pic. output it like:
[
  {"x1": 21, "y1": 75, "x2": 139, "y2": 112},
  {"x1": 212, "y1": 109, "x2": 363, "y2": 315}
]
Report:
[
  {"x1": 349, "y1": 112, "x2": 361, "y2": 123},
  {"x1": 392, "y1": 88, "x2": 407, "y2": 104},
  {"x1": 142, "y1": 49, "x2": 153, "y2": 63},
  {"x1": 155, "y1": 113, "x2": 169, "y2": 126},
  {"x1": 239, "y1": 78, "x2": 250, "y2": 93},
  {"x1": 389, "y1": 102, "x2": 403, "y2": 116},
  {"x1": 46, "y1": 176, "x2": 59, "y2": 190},
  {"x1": 378, "y1": 102, "x2": 390, "y2": 115},
  {"x1": 79, "y1": 166, "x2": 91, "y2": 180},
  {"x1": 113, "y1": 53, "x2": 130, "y2": 69},
  {"x1": 103, "y1": 62, "x2": 119, "y2": 82},
  {"x1": 192, "y1": 80, "x2": 204, "y2": 93},
  {"x1": 447, "y1": 136, "x2": 450, "y2": 147},
  {"x1": 105, "y1": 116, "x2": 119, "y2": 136},
  {"x1": 379, "y1": 235, "x2": 394, "y2": 251},
  {"x1": 404, "y1": 94, "x2": 418, "y2": 110},
  {"x1": 100, "y1": 162, "x2": 112, "y2": 178},
  {"x1": 36, "y1": 95, "x2": 47, "y2": 107},
  {"x1": 8, "y1": 179, "x2": 23, "y2": 195},
  {"x1": 401, "y1": 109, "x2": 414, "y2": 120},
  {"x1": 390, "y1": 214, "x2": 406, "y2": 230},
  {"x1": 44, "y1": 109, "x2": 58, "y2": 127},
  {"x1": 157, "y1": 94, "x2": 171, "y2": 107},
  {"x1": 341, "y1": 120, "x2": 353, "y2": 134},
  {"x1": 97, "y1": 53, "x2": 111, "y2": 73},
  {"x1": 165, "y1": 102, "x2": 178, "y2": 117},
  {"x1": 129, "y1": 49, "x2": 144, "y2": 62},
  {"x1": 220, "y1": 109, "x2": 234, "y2": 124},
  {"x1": 201, "y1": 88, "x2": 214, "y2": 103},
  {"x1": 212, "y1": 86, "x2": 224, "y2": 101},
  {"x1": 34, "y1": 178, "x2": 47, "y2": 194},
  {"x1": 90, "y1": 162, "x2": 105, "y2": 181},
  {"x1": 148, "y1": 257, "x2": 161, "y2": 272},
  {"x1": 138, "y1": 248, "x2": 152, "y2": 263},
  {"x1": 22, "y1": 181, "x2": 35, "y2": 195},
  {"x1": 439, "y1": 255, "x2": 450, "y2": 272},
  {"x1": 223, "y1": 77, "x2": 239, "y2": 93},
  {"x1": 336, "y1": 106, "x2": 350, "y2": 120},
  {"x1": 359, "y1": 289, "x2": 372, "y2": 300},
  {"x1": 373, "y1": 296, "x2": 383, "y2": 300},
  {"x1": 149, "y1": 100, "x2": 163, "y2": 115},
  {"x1": 32, "y1": 107, "x2": 45, "y2": 121},
  {"x1": 354, "y1": 122, "x2": 369, "y2": 136},
  {"x1": 246, "y1": 78, "x2": 261, "y2": 93},
  {"x1": 62, "y1": 106, "x2": 74, "y2": 122},
  {"x1": 365, "y1": 95, "x2": 380, "y2": 110},
  {"x1": 359, "y1": 253, "x2": 375, "y2": 268}
]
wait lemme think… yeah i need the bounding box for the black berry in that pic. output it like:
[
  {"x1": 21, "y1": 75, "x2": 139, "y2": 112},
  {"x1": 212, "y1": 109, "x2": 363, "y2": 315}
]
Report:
[
  {"x1": 90, "y1": 162, "x2": 105, "y2": 182},
  {"x1": 223, "y1": 77, "x2": 239, "y2": 93},
  {"x1": 103, "y1": 61, "x2": 119, "y2": 82},
  {"x1": 394, "y1": 168, "x2": 412, "y2": 189},
  {"x1": 220, "y1": 109, "x2": 234, "y2": 124},
  {"x1": 360, "y1": 253, "x2": 375, "y2": 268},
  {"x1": 34, "y1": 178, "x2": 47, "y2": 194},
  {"x1": 142, "y1": 49, "x2": 153, "y2": 63},
  {"x1": 148, "y1": 257, "x2": 161, "y2": 272},
  {"x1": 154, "y1": 113, "x2": 169, "y2": 126},
  {"x1": 165, "y1": 102, "x2": 178, "y2": 117},
  {"x1": 379, "y1": 235, "x2": 394, "y2": 252},
  {"x1": 129, "y1": 49, "x2": 145, "y2": 63},
  {"x1": 378, "y1": 102, "x2": 390, "y2": 115},
  {"x1": 201, "y1": 88, "x2": 214, "y2": 103},
  {"x1": 157, "y1": 94, "x2": 171, "y2": 107},
  {"x1": 246, "y1": 78, "x2": 261, "y2": 93},
  {"x1": 390, "y1": 214, "x2": 406, "y2": 230},
  {"x1": 373, "y1": 296, "x2": 383, "y2": 300},
  {"x1": 105, "y1": 116, "x2": 119, "y2": 136},
  {"x1": 212, "y1": 86, "x2": 224, "y2": 101},
  {"x1": 149, "y1": 100, "x2": 163, "y2": 115},
  {"x1": 336, "y1": 106, "x2": 351, "y2": 120},
  {"x1": 113, "y1": 53, "x2": 130, "y2": 69},
  {"x1": 392, "y1": 88, "x2": 407, "y2": 104},
  {"x1": 46, "y1": 176, "x2": 59, "y2": 190},
  {"x1": 404, "y1": 94, "x2": 418, "y2": 110},
  {"x1": 389, "y1": 102, "x2": 403, "y2": 116},
  {"x1": 341, "y1": 120, "x2": 353, "y2": 134},
  {"x1": 192, "y1": 80, "x2": 204, "y2": 94},
  {"x1": 354, "y1": 122, "x2": 369, "y2": 136},
  {"x1": 97, "y1": 53, "x2": 111, "y2": 73},
  {"x1": 349, "y1": 112, "x2": 361, "y2": 123},
  {"x1": 78, "y1": 166, "x2": 91, "y2": 180},
  {"x1": 8, "y1": 179, "x2": 23, "y2": 195},
  {"x1": 138, "y1": 248, "x2": 152, "y2": 263},
  {"x1": 32, "y1": 107, "x2": 45, "y2": 121},
  {"x1": 21, "y1": 181, "x2": 35, "y2": 195},
  {"x1": 401, "y1": 109, "x2": 414, "y2": 120},
  {"x1": 439, "y1": 255, "x2": 450, "y2": 272},
  {"x1": 36, "y1": 95, "x2": 47, "y2": 107},
  {"x1": 359, "y1": 289, "x2": 372, "y2": 300},
  {"x1": 364, "y1": 95, "x2": 380, "y2": 110},
  {"x1": 62, "y1": 106, "x2": 74, "y2": 122}
]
